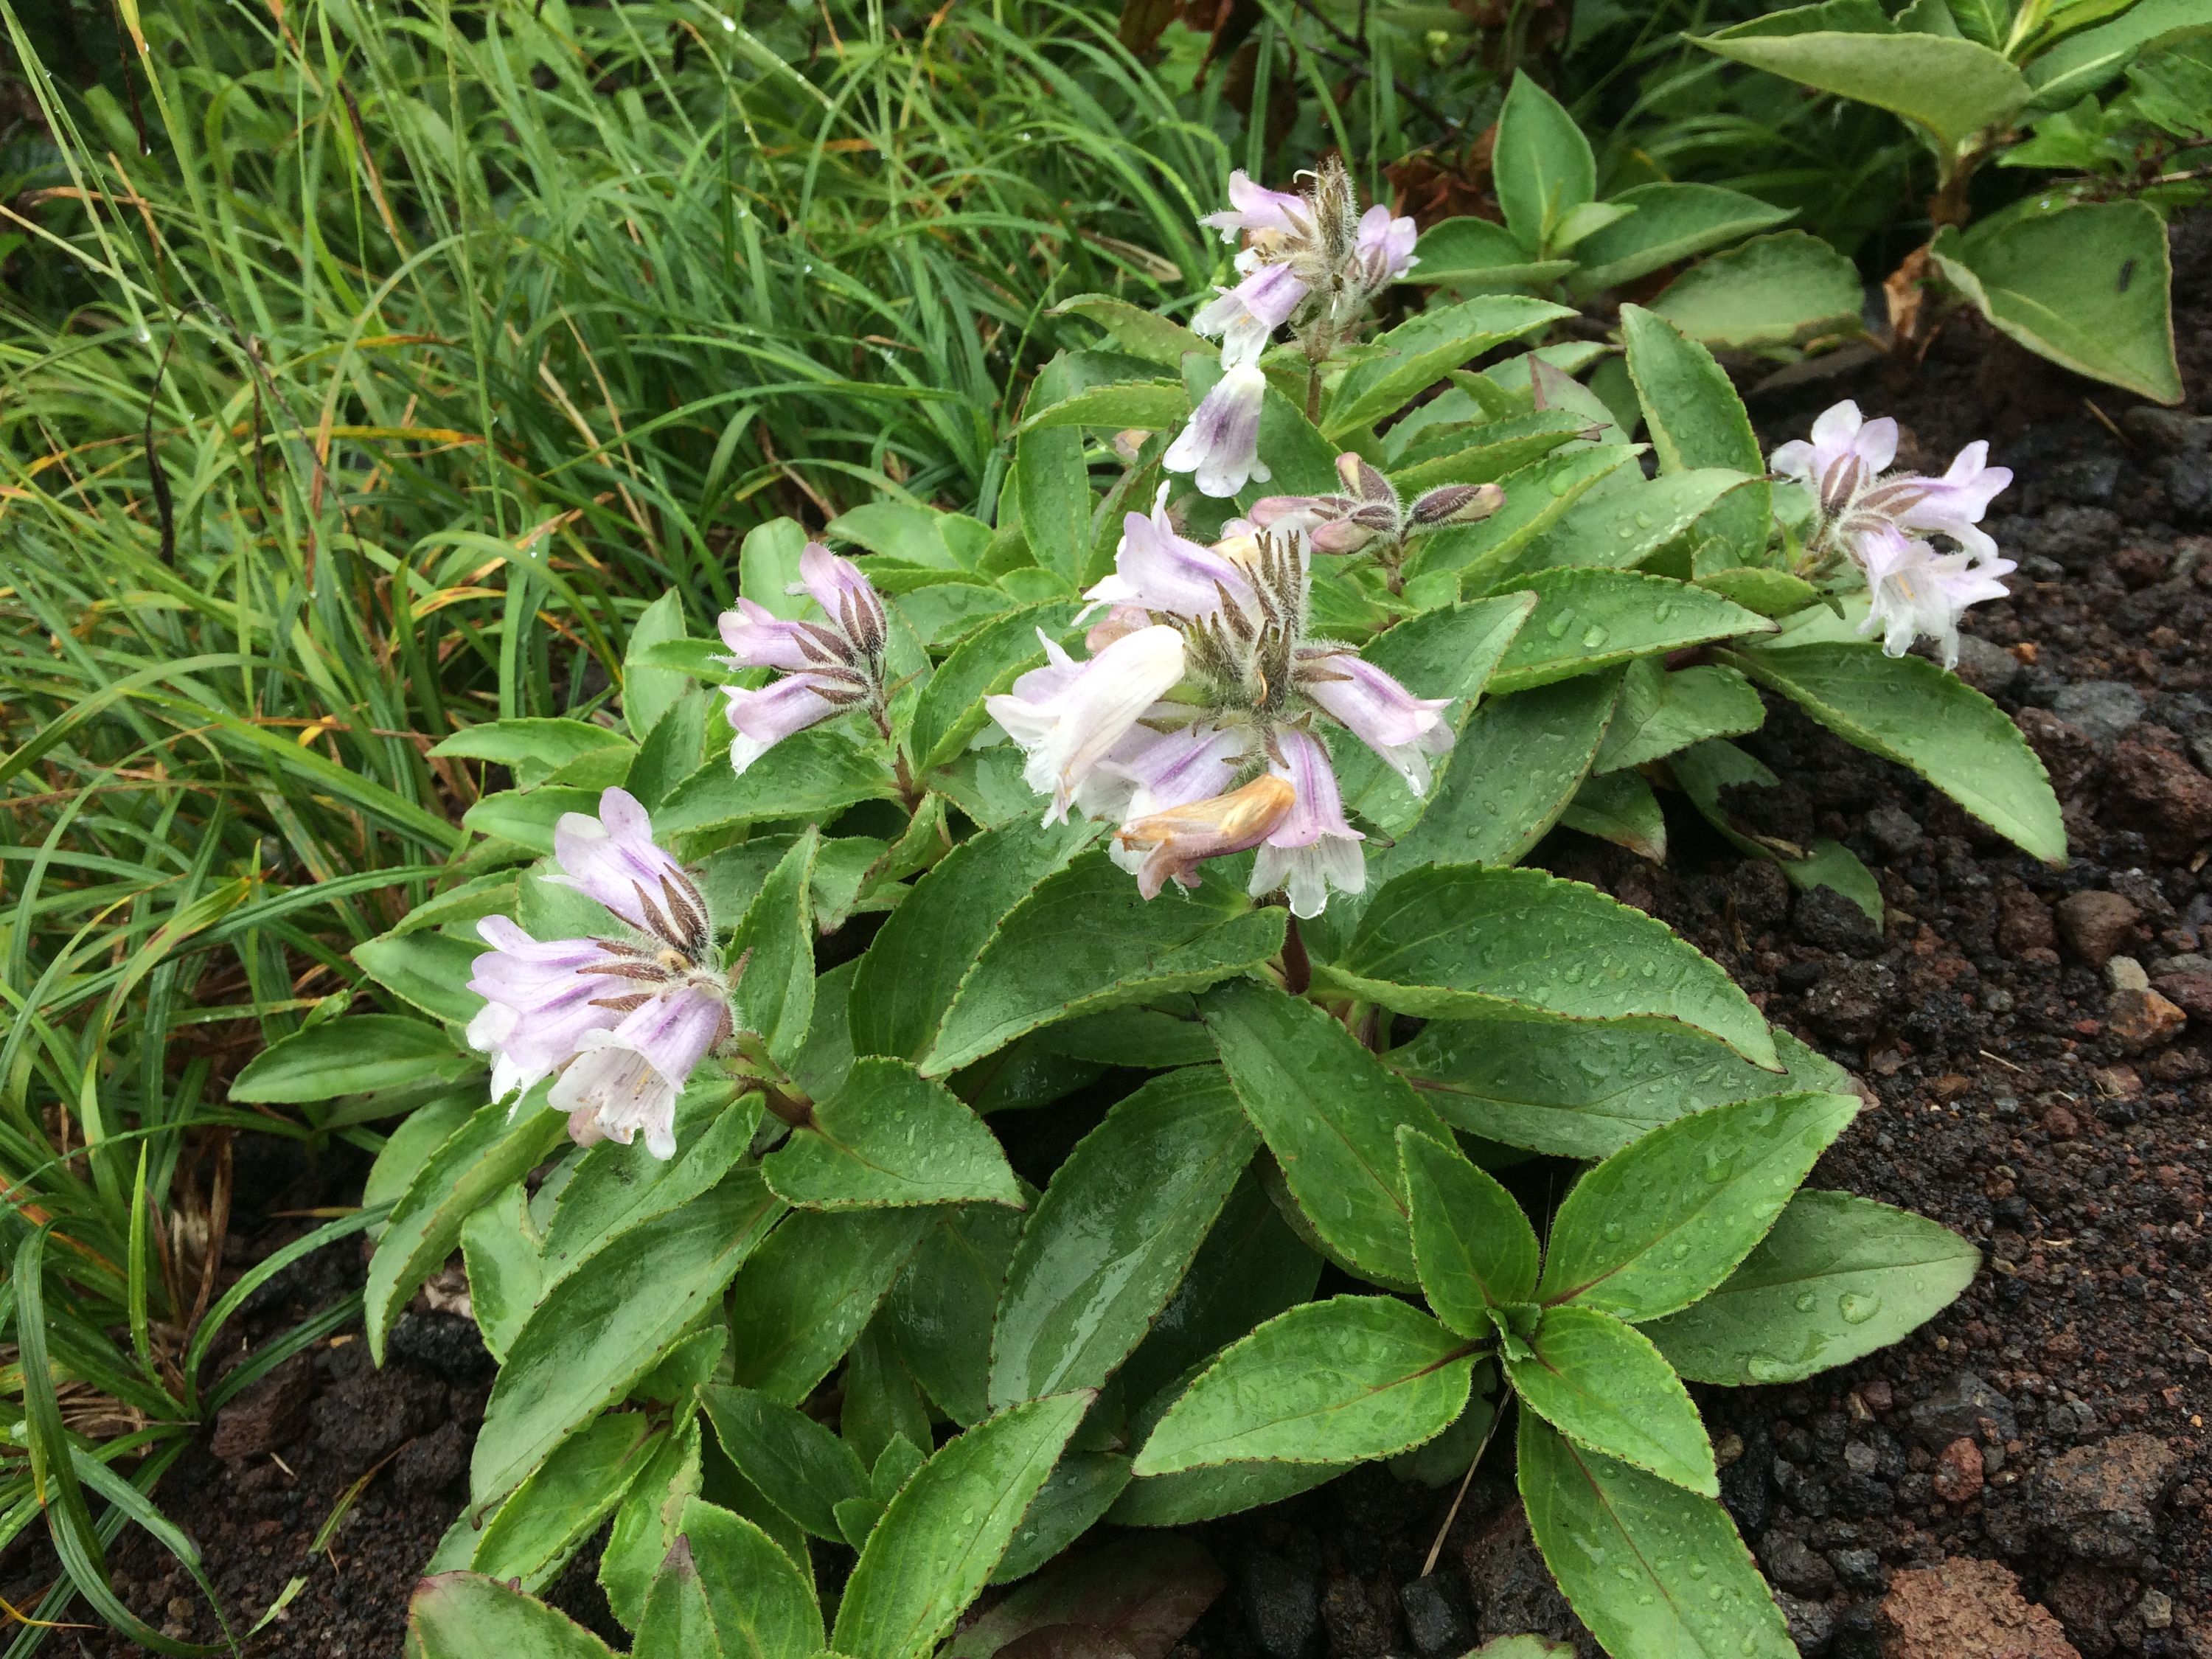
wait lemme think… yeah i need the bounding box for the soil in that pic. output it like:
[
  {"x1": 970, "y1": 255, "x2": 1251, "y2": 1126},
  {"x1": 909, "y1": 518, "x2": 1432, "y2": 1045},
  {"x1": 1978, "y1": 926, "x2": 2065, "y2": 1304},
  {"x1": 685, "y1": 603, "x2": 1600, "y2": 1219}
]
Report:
[{"x1": 11, "y1": 222, "x2": 2211, "y2": 1659}]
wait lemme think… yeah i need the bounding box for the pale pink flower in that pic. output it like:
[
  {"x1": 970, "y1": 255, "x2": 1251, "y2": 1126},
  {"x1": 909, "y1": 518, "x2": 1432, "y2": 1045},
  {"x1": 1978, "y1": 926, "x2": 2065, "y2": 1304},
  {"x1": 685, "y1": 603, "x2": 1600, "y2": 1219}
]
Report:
[
  {"x1": 1165, "y1": 338, "x2": 1270, "y2": 501},
  {"x1": 1250, "y1": 727, "x2": 1365, "y2": 919},
  {"x1": 549, "y1": 983, "x2": 730, "y2": 1160},
  {"x1": 1200, "y1": 171, "x2": 1313, "y2": 243},
  {"x1": 1857, "y1": 526, "x2": 2017, "y2": 670},
  {"x1": 984, "y1": 625, "x2": 1188, "y2": 824},
  {"x1": 1111, "y1": 773, "x2": 1297, "y2": 900},
  {"x1": 1082, "y1": 484, "x2": 1256, "y2": 620},
  {"x1": 1295, "y1": 648, "x2": 1455, "y2": 795},
  {"x1": 715, "y1": 542, "x2": 890, "y2": 774}
]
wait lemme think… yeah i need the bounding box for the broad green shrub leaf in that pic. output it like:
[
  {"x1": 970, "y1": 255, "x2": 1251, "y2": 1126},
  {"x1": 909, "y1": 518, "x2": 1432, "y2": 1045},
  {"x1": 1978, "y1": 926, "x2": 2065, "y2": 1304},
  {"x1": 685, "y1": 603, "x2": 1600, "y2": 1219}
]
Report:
[
  {"x1": 366, "y1": 1096, "x2": 566, "y2": 1363},
  {"x1": 728, "y1": 1208, "x2": 935, "y2": 1402},
  {"x1": 470, "y1": 1172, "x2": 782, "y2": 1510},
  {"x1": 1725, "y1": 641, "x2": 2065, "y2": 860},
  {"x1": 844, "y1": 1326, "x2": 935, "y2": 1472},
  {"x1": 703, "y1": 832, "x2": 881, "y2": 936},
  {"x1": 390, "y1": 872, "x2": 518, "y2": 936},
  {"x1": 1110, "y1": 1457, "x2": 1349, "y2": 1526},
  {"x1": 730, "y1": 831, "x2": 818, "y2": 1064},
  {"x1": 851, "y1": 818, "x2": 1097, "y2": 1062},
  {"x1": 1018, "y1": 357, "x2": 1098, "y2": 586},
  {"x1": 1505, "y1": 1307, "x2": 1717, "y2": 1496},
  {"x1": 1619, "y1": 306, "x2": 1770, "y2": 561},
  {"x1": 1697, "y1": 564, "x2": 1826, "y2": 618},
  {"x1": 764, "y1": 1057, "x2": 1020, "y2": 1209},
  {"x1": 629, "y1": 689, "x2": 710, "y2": 811},
  {"x1": 1405, "y1": 446, "x2": 1639, "y2": 593},
  {"x1": 1373, "y1": 673, "x2": 1620, "y2": 880},
  {"x1": 354, "y1": 929, "x2": 484, "y2": 1026},
  {"x1": 888, "y1": 1203, "x2": 1026, "y2": 1425},
  {"x1": 451, "y1": 1414, "x2": 664, "y2": 1589},
  {"x1": 1559, "y1": 770, "x2": 1667, "y2": 861},
  {"x1": 232, "y1": 1014, "x2": 467, "y2": 1104},
  {"x1": 1570, "y1": 184, "x2": 1794, "y2": 293},
  {"x1": 1645, "y1": 1189, "x2": 1980, "y2": 1385},
  {"x1": 990, "y1": 1068, "x2": 1255, "y2": 1407},
  {"x1": 832, "y1": 503, "x2": 983, "y2": 570},
  {"x1": 1647, "y1": 231, "x2": 1864, "y2": 349},
  {"x1": 1388, "y1": 1022, "x2": 1843, "y2": 1160},
  {"x1": 1051, "y1": 295, "x2": 1208, "y2": 366},
  {"x1": 1326, "y1": 594, "x2": 1535, "y2": 835},
  {"x1": 1510, "y1": 469, "x2": 1755, "y2": 578},
  {"x1": 1038, "y1": 1004, "x2": 1217, "y2": 1067},
  {"x1": 1695, "y1": 18, "x2": 2031, "y2": 156},
  {"x1": 407, "y1": 1572, "x2": 616, "y2": 1659},
  {"x1": 1202, "y1": 979, "x2": 1446, "y2": 1290},
  {"x1": 1133, "y1": 1296, "x2": 1475, "y2": 1475},
  {"x1": 633, "y1": 1500, "x2": 822, "y2": 1659},
  {"x1": 431, "y1": 718, "x2": 634, "y2": 788},
  {"x1": 908, "y1": 603, "x2": 1082, "y2": 773},
  {"x1": 1324, "y1": 296, "x2": 1575, "y2": 438},
  {"x1": 1492, "y1": 72, "x2": 1595, "y2": 254},
  {"x1": 832, "y1": 1393, "x2": 1091, "y2": 1659},
  {"x1": 1399, "y1": 1128, "x2": 1540, "y2": 1338},
  {"x1": 1538, "y1": 1092, "x2": 1858, "y2": 1322},
  {"x1": 700, "y1": 1385, "x2": 870, "y2": 1541},
  {"x1": 599, "y1": 1419, "x2": 703, "y2": 1627},
  {"x1": 656, "y1": 730, "x2": 901, "y2": 836},
  {"x1": 1595, "y1": 661, "x2": 1765, "y2": 773},
  {"x1": 1517, "y1": 1416, "x2": 1792, "y2": 1659},
  {"x1": 537, "y1": 1088, "x2": 761, "y2": 1287},
  {"x1": 1389, "y1": 1368, "x2": 1500, "y2": 1487},
  {"x1": 1391, "y1": 409, "x2": 1593, "y2": 493},
  {"x1": 1319, "y1": 866, "x2": 1778, "y2": 1067},
  {"x1": 362, "y1": 1093, "x2": 475, "y2": 1224},
  {"x1": 1930, "y1": 201, "x2": 2183, "y2": 403},
  {"x1": 992, "y1": 1451, "x2": 1134, "y2": 1583},
  {"x1": 1023, "y1": 381, "x2": 1189, "y2": 432},
  {"x1": 625, "y1": 590, "x2": 692, "y2": 740},
  {"x1": 460, "y1": 1183, "x2": 544, "y2": 1362},
  {"x1": 923, "y1": 855, "x2": 1287, "y2": 1077},
  {"x1": 2028, "y1": 0, "x2": 2212, "y2": 104},
  {"x1": 1489, "y1": 570, "x2": 1771, "y2": 692},
  {"x1": 465, "y1": 785, "x2": 602, "y2": 853},
  {"x1": 1409, "y1": 216, "x2": 1576, "y2": 290},
  {"x1": 947, "y1": 1534, "x2": 1225, "y2": 1659},
  {"x1": 739, "y1": 520, "x2": 810, "y2": 618}
]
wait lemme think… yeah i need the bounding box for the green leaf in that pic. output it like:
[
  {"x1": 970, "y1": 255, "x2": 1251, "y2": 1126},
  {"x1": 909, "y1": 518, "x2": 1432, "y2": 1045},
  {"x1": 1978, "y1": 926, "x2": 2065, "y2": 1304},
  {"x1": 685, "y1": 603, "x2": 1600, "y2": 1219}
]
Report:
[
  {"x1": 832, "y1": 1394, "x2": 1092, "y2": 1659},
  {"x1": 1695, "y1": 21, "x2": 2030, "y2": 157},
  {"x1": 1517, "y1": 1416, "x2": 1792, "y2": 1659},
  {"x1": 1511, "y1": 470, "x2": 1756, "y2": 580},
  {"x1": 366, "y1": 1097, "x2": 566, "y2": 1363},
  {"x1": 353, "y1": 929, "x2": 484, "y2": 1026},
  {"x1": 1133, "y1": 1296, "x2": 1473, "y2": 1475},
  {"x1": 431, "y1": 718, "x2": 636, "y2": 790},
  {"x1": 851, "y1": 818, "x2": 1098, "y2": 1062},
  {"x1": 923, "y1": 854, "x2": 1286, "y2": 1077},
  {"x1": 407, "y1": 1572, "x2": 617, "y2": 1659},
  {"x1": 1201, "y1": 980, "x2": 1446, "y2": 1290},
  {"x1": 2029, "y1": 0, "x2": 2212, "y2": 104},
  {"x1": 1538, "y1": 1092, "x2": 1858, "y2": 1321},
  {"x1": 1322, "y1": 865, "x2": 1778, "y2": 1067},
  {"x1": 1023, "y1": 380, "x2": 1190, "y2": 433},
  {"x1": 1725, "y1": 641, "x2": 2065, "y2": 860},
  {"x1": 1371, "y1": 673, "x2": 1621, "y2": 880},
  {"x1": 1037, "y1": 1004, "x2": 1216, "y2": 1067},
  {"x1": 990, "y1": 1068, "x2": 1255, "y2": 1408},
  {"x1": 1930, "y1": 201, "x2": 2182, "y2": 403},
  {"x1": 731, "y1": 830, "x2": 818, "y2": 1065},
  {"x1": 462, "y1": 786, "x2": 601, "y2": 855},
  {"x1": 1644, "y1": 1189, "x2": 1980, "y2": 1385},
  {"x1": 947, "y1": 1533, "x2": 1227, "y2": 1659},
  {"x1": 700, "y1": 1384, "x2": 870, "y2": 1540},
  {"x1": 1559, "y1": 769, "x2": 1667, "y2": 861},
  {"x1": 1017, "y1": 358, "x2": 1096, "y2": 586},
  {"x1": 1570, "y1": 184, "x2": 1795, "y2": 294},
  {"x1": 1051, "y1": 294, "x2": 1209, "y2": 366},
  {"x1": 728, "y1": 1208, "x2": 936, "y2": 1402},
  {"x1": 626, "y1": 590, "x2": 692, "y2": 740},
  {"x1": 1493, "y1": 72, "x2": 1596, "y2": 254},
  {"x1": 1388, "y1": 1366, "x2": 1501, "y2": 1487},
  {"x1": 1391, "y1": 410, "x2": 1596, "y2": 494},
  {"x1": 908, "y1": 602, "x2": 1083, "y2": 774},
  {"x1": 470, "y1": 1172, "x2": 782, "y2": 1510},
  {"x1": 1324, "y1": 296, "x2": 1576, "y2": 439},
  {"x1": 460, "y1": 1182, "x2": 545, "y2": 1362},
  {"x1": 1506, "y1": 1305, "x2": 1717, "y2": 1495},
  {"x1": 599, "y1": 1418, "x2": 704, "y2": 1626},
  {"x1": 765, "y1": 1057, "x2": 1021, "y2": 1210},
  {"x1": 888, "y1": 1203, "x2": 1026, "y2": 1425},
  {"x1": 1489, "y1": 570, "x2": 1771, "y2": 692},
  {"x1": 232, "y1": 1014, "x2": 467, "y2": 1103},
  {"x1": 635, "y1": 1500, "x2": 822, "y2": 1659},
  {"x1": 655, "y1": 730, "x2": 900, "y2": 836},
  {"x1": 844, "y1": 1326, "x2": 934, "y2": 1472},
  {"x1": 1406, "y1": 216, "x2": 1576, "y2": 291},
  {"x1": 1109, "y1": 1457, "x2": 1348, "y2": 1526},
  {"x1": 991, "y1": 1450, "x2": 1134, "y2": 1582},
  {"x1": 1406, "y1": 446, "x2": 1641, "y2": 592},
  {"x1": 1399, "y1": 1127, "x2": 1540, "y2": 1336},
  {"x1": 1619, "y1": 305, "x2": 1770, "y2": 562},
  {"x1": 1595, "y1": 661, "x2": 1766, "y2": 773},
  {"x1": 1695, "y1": 565, "x2": 1827, "y2": 619},
  {"x1": 1388, "y1": 1020, "x2": 1843, "y2": 1160},
  {"x1": 1647, "y1": 231, "x2": 1865, "y2": 350},
  {"x1": 458, "y1": 1414, "x2": 666, "y2": 1590}
]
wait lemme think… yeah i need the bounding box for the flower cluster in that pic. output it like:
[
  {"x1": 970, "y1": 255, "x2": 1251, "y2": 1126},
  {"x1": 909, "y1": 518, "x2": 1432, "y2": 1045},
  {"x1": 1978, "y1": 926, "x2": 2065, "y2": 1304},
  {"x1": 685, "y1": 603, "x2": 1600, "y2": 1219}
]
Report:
[
  {"x1": 1237, "y1": 452, "x2": 1503, "y2": 582},
  {"x1": 986, "y1": 483, "x2": 1453, "y2": 917},
  {"x1": 1168, "y1": 159, "x2": 1419, "y2": 500},
  {"x1": 1773, "y1": 400, "x2": 2014, "y2": 669},
  {"x1": 717, "y1": 542, "x2": 891, "y2": 773},
  {"x1": 467, "y1": 788, "x2": 734, "y2": 1159}
]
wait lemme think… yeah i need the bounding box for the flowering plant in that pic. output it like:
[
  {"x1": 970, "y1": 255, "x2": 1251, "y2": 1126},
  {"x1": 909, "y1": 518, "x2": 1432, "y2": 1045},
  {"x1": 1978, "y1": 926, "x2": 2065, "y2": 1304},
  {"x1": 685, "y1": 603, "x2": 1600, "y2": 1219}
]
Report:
[{"x1": 229, "y1": 159, "x2": 2068, "y2": 1659}]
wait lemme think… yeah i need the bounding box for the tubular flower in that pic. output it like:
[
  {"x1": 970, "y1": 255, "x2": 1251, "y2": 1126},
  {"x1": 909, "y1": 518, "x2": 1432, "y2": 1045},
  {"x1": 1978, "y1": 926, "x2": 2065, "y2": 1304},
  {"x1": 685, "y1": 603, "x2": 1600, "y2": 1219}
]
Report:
[
  {"x1": 1773, "y1": 400, "x2": 2015, "y2": 661},
  {"x1": 1164, "y1": 333, "x2": 1271, "y2": 500},
  {"x1": 990, "y1": 518, "x2": 1455, "y2": 914},
  {"x1": 716, "y1": 542, "x2": 891, "y2": 774},
  {"x1": 467, "y1": 787, "x2": 734, "y2": 1160}
]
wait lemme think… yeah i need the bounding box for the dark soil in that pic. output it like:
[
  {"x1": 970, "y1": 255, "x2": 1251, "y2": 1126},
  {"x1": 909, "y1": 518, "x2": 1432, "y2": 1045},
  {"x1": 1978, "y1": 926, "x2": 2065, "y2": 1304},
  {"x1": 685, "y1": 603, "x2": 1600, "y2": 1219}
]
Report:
[{"x1": 13, "y1": 221, "x2": 2211, "y2": 1659}]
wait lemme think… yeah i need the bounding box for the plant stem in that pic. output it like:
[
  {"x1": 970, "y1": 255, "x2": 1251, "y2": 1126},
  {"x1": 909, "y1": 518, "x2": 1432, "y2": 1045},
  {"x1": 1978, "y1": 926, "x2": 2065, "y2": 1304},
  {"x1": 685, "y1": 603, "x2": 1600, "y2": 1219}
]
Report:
[{"x1": 1282, "y1": 910, "x2": 1312, "y2": 995}]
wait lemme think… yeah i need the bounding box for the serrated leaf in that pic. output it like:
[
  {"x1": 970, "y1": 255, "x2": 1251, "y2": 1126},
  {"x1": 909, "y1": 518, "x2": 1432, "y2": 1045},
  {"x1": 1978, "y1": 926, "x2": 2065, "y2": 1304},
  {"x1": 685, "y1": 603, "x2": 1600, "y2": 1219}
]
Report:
[
  {"x1": 1391, "y1": 410, "x2": 1593, "y2": 493},
  {"x1": 1489, "y1": 570, "x2": 1771, "y2": 692},
  {"x1": 1644, "y1": 1189, "x2": 1979, "y2": 1385},
  {"x1": 626, "y1": 590, "x2": 692, "y2": 740},
  {"x1": 1619, "y1": 305, "x2": 1770, "y2": 562},
  {"x1": 888, "y1": 1203, "x2": 1026, "y2": 1426},
  {"x1": 599, "y1": 1418, "x2": 704, "y2": 1627},
  {"x1": 460, "y1": 1183, "x2": 544, "y2": 1362},
  {"x1": 1408, "y1": 445, "x2": 1638, "y2": 594},
  {"x1": 655, "y1": 731, "x2": 900, "y2": 836},
  {"x1": 2028, "y1": 0, "x2": 2212, "y2": 105},
  {"x1": 353, "y1": 930, "x2": 484, "y2": 1026},
  {"x1": 1511, "y1": 470, "x2": 1756, "y2": 580},
  {"x1": 1399, "y1": 1127, "x2": 1540, "y2": 1338},
  {"x1": 1051, "y1": 295, "x2": 1209, "y2": 366},
  {"x1": 946, "y1": 1534, "x2": 1224, "y2": 1659},
  {"x1": 1570, "y1": 184, "x2": 1794, "y2": 293},
  {"x1": 1133, "y1": 1296, "x2": 1473, "y2": 1475},
  {"x1": 1324, "y1": 296, "x2": 1576, "y2": 439},
  {"x1": 1493, "y1": 72, "x2": 1596, "y2": 255},
  {"x1": 1594, "y1": 662, "x2": 1766, "y2": 773},
  {"x1": 765, "y1": 1057, "x2": 1020, "y2": 1210},
  {"x1": 908, "y1": 603, "x2": 1083, "y2": 774},
  {"x1": 1023, "y1": 381, "x2": 1189, "y2": 433},
  {"x1": 991, "y1": 1451, "x2": 1133, "y2": 1583},
  {"x1": 1506, "y1": 1306, "x2": 1717, "y2": 1495},
  {"x1": 1559, "y1": 769, "x2": 1667, "y2": 861},
  {"x1": 1407, "y1": 215, "x2": 1577, "y2": 291},
  {"x1": 431, "y1": 718, "x2": 635, "y2": 789},
  {"x1": 700, "y1": 1384, "x2": 870, "y2": 1540},
  {"x1": 1107, "y1": 1457, "x2": 1348, "y2": 1526},
  {"x1": 459, "y1": 1414, "x2": 664, "y2": 1590},
  {"x1": 728, "y1": 1208, "x2": 935, "y2": 1403},
  {"x1": 1647, "y1": 231, "x2": 1864, "y2": 350},
  {"x1": 1538, "y1": 1092, "x2": 1858, "y2": 1322},
  {"x1": 232, "y1": 1014, "x2": 468, "y2": 1104},
  {"x1": 635, "y1": 1499, "x2": 822, "y2": 1659},
  {"x1": 407, "y1": 1572, "x2": 617, "y2": 1659},
  {"x1": 730, "y1": 831, "x2": 818, "y2": 1064}
]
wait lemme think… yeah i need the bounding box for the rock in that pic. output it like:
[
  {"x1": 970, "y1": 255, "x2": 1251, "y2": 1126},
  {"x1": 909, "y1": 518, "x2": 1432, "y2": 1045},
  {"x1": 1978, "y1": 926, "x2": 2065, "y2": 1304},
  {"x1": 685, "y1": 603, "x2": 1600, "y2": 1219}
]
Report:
[
  {"x1": 1863, "y1": 804, "x2": 1925, "y2": 858},
  {"x1": 1953, "y1": 634, "x2": 2022, "y2": 698},
  {"x1": 2053, "y1": 891, "x2": 2140, "y2": 968},
  {"x1": 2124, "y1": 406, "x2": 2212, "y2": 451},
  {"x1": 2042, "y1": 1565, "x2": 2134, "y2": 1656},
  {"x1": 392, "y1": 1419, "x2": 469, "y2": 1500},
  {"x1": 386, "y1": 1307, "x2": 496, "y2": 1381},
  {"x1": 1776, "y1": 1592, "x2": 1835, "y2": 1656},
  {"x1": 2139, "y1": 1590, "x2": 2174, "y2": 1630},
  {"x1": 2104, "y1": 728, "x2": 2212, "y2": 858},
  {"x1": 2020, "y1": 504, "x2": 2122, "y2": 573},
  {"x1": 2043, "y1": 1103, "x2": 2081, "y2": 1140},
  {"x1": 1907, "y1": 1372, "x2": 2018, "y2": 1450},
  {"x1": 1795, "y1": 886, "x2": 1884, "y2": 956},
  {"x1": 1804, "y1": 961, "x2": 1896, "y2": 1045},
  {"x1": 1396, "y1": 1576, "x2": 1468, "y2": 1658},
  {"x1": 2053, "y1": 681, "x2": 2146, "y2": 745},
  {"x1": 2166, "y1": 451, "x2": 2212, "y2": 522},
  {"x1": 1879, "y1": 1558, "x2": 2081, "y2": 1659},
  {"x1": 2112, "y1": 543, "x2": 2173, "y2": 587},
  {"x1": 1933, "y1": 1438, "x2": 1986, "y2": 1504},
  {"x1": 1731, "y1": 860, "x2": 1792, "y2": 931},
  {"x1": 2016, "y1": 709, "x2": 2102, "y2": 796},
  {"x1": 2108, "y1": 987, "x2": 2187, "y2": 1052},
  {"x1": 1996, "y1": 880, "x2": 2057, "y2": 954},
  {"x1": 208, "y1": 1354, "x2": 313, "y2": 1462},
  {"x1": 1761, "y1": 1531, "x2": 1837, "y2": 1597},
  {"x1": 1318, "y1": 1576, "x2": 1391, "y2": 1659},
  {"x1": 1240, "y1": 1551, "x2": 1321, "y2": 1659},
  {"x1": 1461, "y1": 1501, "x2": 1582, "y2": 1647},
  {"x1": 2105, "y1": 955, "x2": 2150, "y2": 992},
  {"x1": 311, "y1": 1363, "x2": 448, "y2": 1470},
  {"x1": 2034, "y1": 1433, "x2": 2177, "y2": 1562},
  {"x1": 2153, "y1": 969, "x2": 2212, "y2": 1020},
  {"x1": 1831, "y1": 1547, "x2": 1885, "y2": 1593}
]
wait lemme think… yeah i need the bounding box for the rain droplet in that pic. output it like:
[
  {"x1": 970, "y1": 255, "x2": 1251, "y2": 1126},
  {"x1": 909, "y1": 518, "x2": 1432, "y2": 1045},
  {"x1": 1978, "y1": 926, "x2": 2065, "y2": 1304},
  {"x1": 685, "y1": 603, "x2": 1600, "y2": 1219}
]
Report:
[
  {"x1": 1747, "y1": 1356, "x2": 1792, "y2": 1383},
  {"x1": 1580, "y1": 624, "x2": 1609, "y2": 649},
  {"x1": 1839, "y1": 1292, "x2": 1880, "y2": 1325}
]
